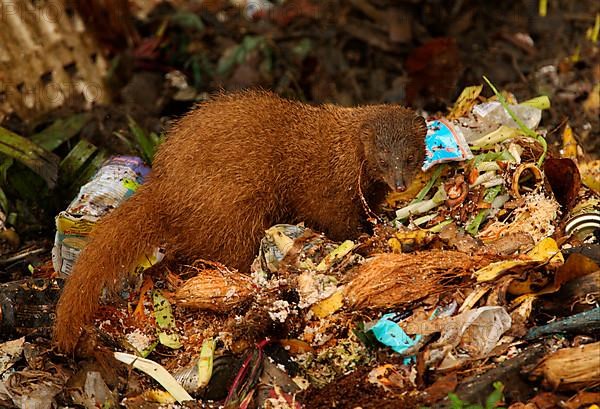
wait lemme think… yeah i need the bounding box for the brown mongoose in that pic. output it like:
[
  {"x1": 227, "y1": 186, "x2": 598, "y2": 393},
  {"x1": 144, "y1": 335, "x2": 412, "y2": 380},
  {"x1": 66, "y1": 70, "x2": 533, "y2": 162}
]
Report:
[{"x1": 54, "y1": 90, "x2": 427, "y2": 352}]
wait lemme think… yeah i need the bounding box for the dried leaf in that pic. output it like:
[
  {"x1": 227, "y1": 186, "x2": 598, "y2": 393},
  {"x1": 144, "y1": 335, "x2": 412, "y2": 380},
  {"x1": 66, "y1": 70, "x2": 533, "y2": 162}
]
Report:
[
  {"x1": 447, "y1": 85, "x2": 483, "y2": 120},
  {"x1": 475, "y1": 238, "x2": 563, "y2": 282},
  {"x1": 544, "y1": 158, "x2": 581, "y2": 211},
  {"x1": 310, "y1": 289, "x2": 344, "y2": 318}
]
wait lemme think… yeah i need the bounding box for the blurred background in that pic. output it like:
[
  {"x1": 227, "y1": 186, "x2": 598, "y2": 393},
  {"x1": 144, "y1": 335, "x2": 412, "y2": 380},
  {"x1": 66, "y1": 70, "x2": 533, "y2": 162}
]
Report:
[{"x1": 0, "y1": 0, "x2": 598, "y2": 249}]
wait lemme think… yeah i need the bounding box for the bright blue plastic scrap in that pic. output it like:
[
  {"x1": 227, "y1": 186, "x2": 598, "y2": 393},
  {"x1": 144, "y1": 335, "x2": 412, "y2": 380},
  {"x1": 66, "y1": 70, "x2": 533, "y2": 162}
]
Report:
[
  {"x1": 370, "y1": 313, "x2": 418, "y2": 362},
  {"x1": 423, "y1": 118, "x2": 473, "y2": 170}
]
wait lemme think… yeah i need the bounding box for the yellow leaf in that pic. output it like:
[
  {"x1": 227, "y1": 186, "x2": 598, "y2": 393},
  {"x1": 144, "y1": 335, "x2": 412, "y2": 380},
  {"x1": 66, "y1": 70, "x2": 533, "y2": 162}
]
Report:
[
  {"x1": 310, "y1": 289, "x2": 344, "y2": 318},
  {"x1": 583, "y1": 83, "x2": 600, "y2": 117},
  {"x1": 447, "y1": 85, "x2": 483, "y2": 120},
  {"x1": 527, "y1": 237, "x2": 563, "y2": 265},
  {"x1": 142, "y1": 389, "x2": 177, "y2": 404},
  {"x1": 386, "y1": 169, "x2": 434, "y2": 206},
  {"x1": 389, "y1": 230, "x2": 432, "y2": 252},
  {"x1": 474, "y1": 238, "x2": 562, "y2": 282},
  {"x1": 579, "y1": 160, "x2": 600, "y2": 192},
  {"x1": 561, "y1": 124, "x2": 578, "y2": 159},
  {"x1": 316, "y1": 240, "x2": 354, "y2": 271}
]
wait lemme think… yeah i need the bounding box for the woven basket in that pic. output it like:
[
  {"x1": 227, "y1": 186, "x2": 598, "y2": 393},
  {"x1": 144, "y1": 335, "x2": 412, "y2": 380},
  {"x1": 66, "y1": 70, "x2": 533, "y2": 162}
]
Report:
[{"x1": 0, "y1": 0, "x2": 109, "y2": 122}]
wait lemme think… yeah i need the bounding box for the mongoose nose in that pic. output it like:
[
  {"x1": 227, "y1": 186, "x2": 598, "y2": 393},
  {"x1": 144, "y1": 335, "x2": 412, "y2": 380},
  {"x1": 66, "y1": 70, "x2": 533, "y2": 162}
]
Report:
[{"x1": 395, "y1": 182, "x2": 407, "y2": 192}]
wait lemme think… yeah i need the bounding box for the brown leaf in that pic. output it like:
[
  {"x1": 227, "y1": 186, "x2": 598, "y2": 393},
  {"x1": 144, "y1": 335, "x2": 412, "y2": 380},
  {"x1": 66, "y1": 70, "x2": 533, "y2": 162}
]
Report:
[
  {"x1": 536, "y1": 253, "x2": 600, "y2": 296},
  {"x1": 544, "y1": 158, "x2": 581, "y2": 212},
  {"x1": 423, "y1": 372, "x2": 458, "y2": 404}
]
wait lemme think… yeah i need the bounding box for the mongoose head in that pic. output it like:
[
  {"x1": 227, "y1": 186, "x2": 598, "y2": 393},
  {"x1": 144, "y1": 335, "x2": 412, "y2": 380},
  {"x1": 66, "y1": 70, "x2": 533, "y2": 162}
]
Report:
[{"x1": 361, "y1": 107, "x2": 427, "y2": 192}]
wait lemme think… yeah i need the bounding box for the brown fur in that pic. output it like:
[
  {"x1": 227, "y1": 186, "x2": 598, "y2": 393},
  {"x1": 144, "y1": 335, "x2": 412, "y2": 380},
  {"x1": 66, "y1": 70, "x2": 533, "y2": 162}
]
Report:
[{"x1": 53, "y1": 91, "x2": 427, "y2": 352}]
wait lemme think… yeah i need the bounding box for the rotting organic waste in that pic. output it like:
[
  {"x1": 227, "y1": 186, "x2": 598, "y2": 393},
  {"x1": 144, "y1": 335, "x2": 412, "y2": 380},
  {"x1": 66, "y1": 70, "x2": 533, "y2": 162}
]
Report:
[{"x1": 1, "y1": 82, "x2": 599, "y2": 409}]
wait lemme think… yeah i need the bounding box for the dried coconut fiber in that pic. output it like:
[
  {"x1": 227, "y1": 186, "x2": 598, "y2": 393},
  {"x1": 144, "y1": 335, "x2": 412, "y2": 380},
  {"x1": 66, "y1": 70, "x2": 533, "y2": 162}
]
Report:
[{"x1": 344, "y1": 251, "x2": 497, "y2": 309}]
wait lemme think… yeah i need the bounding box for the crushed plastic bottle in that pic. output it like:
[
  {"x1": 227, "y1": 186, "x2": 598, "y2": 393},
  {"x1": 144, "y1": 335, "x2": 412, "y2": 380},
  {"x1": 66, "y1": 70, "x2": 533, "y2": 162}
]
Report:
[
  {"x1": 52, "y1": 156, "x2": 150, "y2": 276},
  {"x1": 453, "y1": 101, "x2": 543, "y2": 144}
]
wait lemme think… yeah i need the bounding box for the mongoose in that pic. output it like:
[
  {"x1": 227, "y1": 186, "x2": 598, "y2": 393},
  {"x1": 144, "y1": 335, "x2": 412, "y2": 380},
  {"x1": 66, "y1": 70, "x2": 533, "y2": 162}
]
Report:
[{"x1": 54, "y1": 90, "x2": 427, "y2": 352}]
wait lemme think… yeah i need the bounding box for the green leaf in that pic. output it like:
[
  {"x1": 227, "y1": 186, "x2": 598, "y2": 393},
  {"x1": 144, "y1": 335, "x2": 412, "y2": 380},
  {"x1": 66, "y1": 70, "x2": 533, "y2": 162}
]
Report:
[
  {"x1": 485, "y1": 382, "x2": 505, "y2": 409},
  {"x1": 7, "y1": 164, "x2": 48, "y2": 202},
  {"x1": 353, "y1": 322, "x2": 379, "y2": 350},
  {"x1": 59, "y1": 139, "x2": 98, "y2": 185},
  {"x1": 292, "y1": 38, "x2": 313, "y2": 60},
  {"x1": 30, "y1": 113, "x2": 91, "y2": 151},
  {"x1": 0, "y1": 126, "x2": 59, "y2": 188},
  {"x1": 412, "y1": 165, "x2": 446, "y2": 204},
  {"x1": 216, "y1": 35, "x2": 266, "y2": 77},
  {"x1": 152, "y1": 290, "x2": 182, "y2": 349},
  {"x1": 128, "y1": 116, "x2": 160, "y2": 164},
  {"x1": 170, "y1": 11, "x2": 205, "y2": 31},
  {"x1": 217, "y1": 45, "x2": 244, "y2": 77},
  {"x1": 0, "y1": 156, "x2": 14, "y2": 184},
  {"x1": 449, "y1": 393, "x2": 465, "y2": 409},
  {"x1": 197, "y1": 338, "x2": 216, "y2": 388},
  {"x1": 427, "y1": 219, "x2": 453, "y2": 233},
  {"x1": 0, "y1": 186, "x2": 8, "y2": 214},
  {"x1": 520, "y1": 95, "x2": 551, "y2": 110},
  {"x1": 472, "y1": 151, "x2": 514, "y2": 166},
  {"x1": 158, "y1": 332, "x2": 182, "y2": 349},
  {"x1": 466, "y1": 186, "x2": 502, "y2": 235}
]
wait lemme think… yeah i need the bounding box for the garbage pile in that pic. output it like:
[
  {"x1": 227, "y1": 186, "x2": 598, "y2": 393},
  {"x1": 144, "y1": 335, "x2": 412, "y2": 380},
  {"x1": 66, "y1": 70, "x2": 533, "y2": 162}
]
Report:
[{"x1": 1, "y1": 85, "x2": 599, "y2": 409}]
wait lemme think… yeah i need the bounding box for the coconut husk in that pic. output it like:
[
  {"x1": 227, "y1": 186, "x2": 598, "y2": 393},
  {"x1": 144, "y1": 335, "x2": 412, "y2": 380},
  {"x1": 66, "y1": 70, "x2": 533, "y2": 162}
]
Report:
[
  {"x1": 174, "y1": 268, "x2": 255, "y2": 311},
  {"x1": 343, "y1": 251, "x2": 497, "y2": 309},
  {"x1": 531, "y1": 341, "x2": 600, "y2": 390}
]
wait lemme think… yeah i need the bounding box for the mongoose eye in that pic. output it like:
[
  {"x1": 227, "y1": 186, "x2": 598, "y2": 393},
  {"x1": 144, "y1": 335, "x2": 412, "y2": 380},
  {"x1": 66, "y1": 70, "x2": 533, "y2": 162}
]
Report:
[{"x1": 407, "y1": 155, "x2": 414, "y2": 162}]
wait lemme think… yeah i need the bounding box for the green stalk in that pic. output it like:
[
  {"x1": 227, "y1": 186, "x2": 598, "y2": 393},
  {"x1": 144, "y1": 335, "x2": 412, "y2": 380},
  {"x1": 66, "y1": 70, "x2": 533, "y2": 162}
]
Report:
[
  {"x1": 465, "y1": 185, "x2": 502, "y2": 236},
  {"x1": 412, "y1": 164, "x2": 445, "y2": 204},
  {"x1": 482, "y1": 76, "x2": 547, "y2": 166}
]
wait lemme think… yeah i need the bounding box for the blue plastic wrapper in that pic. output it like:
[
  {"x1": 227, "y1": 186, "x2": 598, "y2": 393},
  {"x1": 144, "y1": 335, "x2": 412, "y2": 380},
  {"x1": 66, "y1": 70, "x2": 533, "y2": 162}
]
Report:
[
  {"x1": 370, "y1": 313, "x2": 418, "y2": 363},
  {"x1": 423, "y1": 118, "x2": 473, "y2": 171}
]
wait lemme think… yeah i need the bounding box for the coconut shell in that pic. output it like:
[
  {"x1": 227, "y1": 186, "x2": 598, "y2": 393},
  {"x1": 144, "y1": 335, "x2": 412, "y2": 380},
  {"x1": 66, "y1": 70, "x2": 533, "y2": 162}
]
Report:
[{"x1": 173, "y1": 269, "x2": 255, "y2": 311}]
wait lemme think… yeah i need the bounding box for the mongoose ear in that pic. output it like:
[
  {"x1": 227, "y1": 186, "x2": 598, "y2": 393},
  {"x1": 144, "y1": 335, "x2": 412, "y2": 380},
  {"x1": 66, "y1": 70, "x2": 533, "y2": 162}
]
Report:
[
  {"x1": 359, "y1": 122, "x2": 376, "y2": 145},
  {"x1": 413, "y1": 115, "x2": 427, "y2": 138}
]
